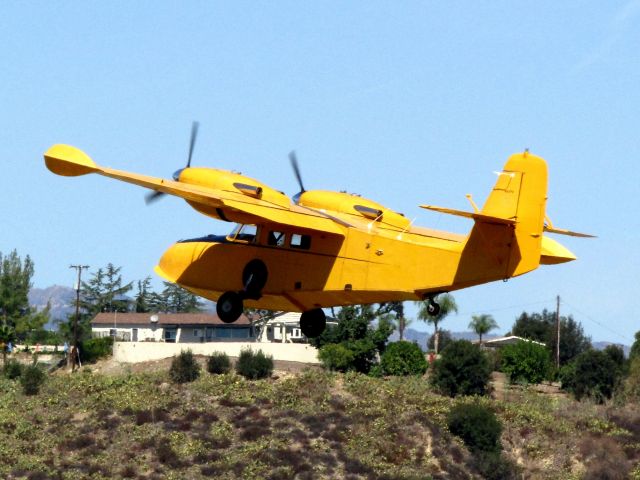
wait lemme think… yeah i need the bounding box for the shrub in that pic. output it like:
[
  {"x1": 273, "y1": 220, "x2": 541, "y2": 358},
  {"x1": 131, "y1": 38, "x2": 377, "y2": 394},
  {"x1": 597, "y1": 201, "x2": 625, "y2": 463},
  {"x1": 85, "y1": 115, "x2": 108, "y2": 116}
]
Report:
[
  {"x1": 380, "y1": 341, "x2": 427, "y2": 376},
  {"x1": 560, "y1": 349, "x2": 619, "y2": 403},
  {"x1": 624, "y1": 357, "x2": 640, "y2": 402},
  {"x1": 169, "y1": 350, "x2": 201, "y2": 384},
  {"x1": 20, "y1": 364, "x2": 46, "y2": 395},
  {"x1": 318, "y1": 343, "x2": 355, "y2": 372},
  {"x1": 430, "y1": 340, "x2": 491, "y2": 397},
  {"x1": 447, "y1": 401, "x2": 502, "y2": 454},
  {"x1": 500, "y1": 339, "x2": 551, "y2": 384},
  {"x1": 235, "y1": 349, "x2": 273, "y2": 380},
  {"x1": 80, "y1": 337, "x2": 113, "y2": 363},
  {"x1": 3, "y1": 359, "x2": 23, "y2": 379},
  {"x1": 207, "y1": 352, "x2": 231, "y2": 374}
]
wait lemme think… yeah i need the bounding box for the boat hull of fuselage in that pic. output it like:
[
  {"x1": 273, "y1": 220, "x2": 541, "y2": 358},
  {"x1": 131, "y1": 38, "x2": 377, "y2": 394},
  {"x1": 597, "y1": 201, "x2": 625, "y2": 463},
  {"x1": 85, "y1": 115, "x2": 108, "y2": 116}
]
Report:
[{"x1": 154, "y1": 229, "x2": 472, "y2": 312}]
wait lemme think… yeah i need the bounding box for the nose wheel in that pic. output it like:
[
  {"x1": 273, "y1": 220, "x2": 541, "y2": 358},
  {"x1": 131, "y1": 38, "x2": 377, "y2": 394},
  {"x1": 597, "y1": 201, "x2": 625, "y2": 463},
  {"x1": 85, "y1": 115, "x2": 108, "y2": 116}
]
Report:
[{"x1": 300, "y1": 308, "x2": 326, "y2": 338}]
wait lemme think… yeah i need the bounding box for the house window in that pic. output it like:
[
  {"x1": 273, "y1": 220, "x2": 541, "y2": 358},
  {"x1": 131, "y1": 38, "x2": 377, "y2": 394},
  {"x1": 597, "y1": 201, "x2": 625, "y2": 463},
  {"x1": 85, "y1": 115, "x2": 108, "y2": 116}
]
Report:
[
  {"x1": 231, "y1": 327, "x2": 250, "y2": 339},
  {"x1": 291, "y1": 233, "x2": 311, "y2": 250},
  {"x1": 164, "y1": 328, "x2": 177, "y2": 343},
  {"x1": 193, "y1": 329, "x2": 201, "y2": 337},
  {"x1": 216, "y1": 328, "x2": 232, "y2": 338},
  {"x1": 206, "y1": 327, "x2": 213, "y2": 339}
]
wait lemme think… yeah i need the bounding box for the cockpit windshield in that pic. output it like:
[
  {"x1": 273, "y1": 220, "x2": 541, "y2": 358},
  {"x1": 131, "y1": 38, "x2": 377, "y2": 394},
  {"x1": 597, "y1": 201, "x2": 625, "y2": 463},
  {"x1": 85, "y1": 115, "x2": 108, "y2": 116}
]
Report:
[{"x1": 228, "y1": 224, "x2": 258, "y2": 243}]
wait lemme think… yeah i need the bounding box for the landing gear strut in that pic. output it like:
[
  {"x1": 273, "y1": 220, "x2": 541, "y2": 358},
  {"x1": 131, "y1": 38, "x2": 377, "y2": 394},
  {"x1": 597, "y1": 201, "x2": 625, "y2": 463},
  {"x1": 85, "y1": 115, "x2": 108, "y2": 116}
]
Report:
[{"x1": 300, "y1": 309, "x2": 326, "y2": 338}]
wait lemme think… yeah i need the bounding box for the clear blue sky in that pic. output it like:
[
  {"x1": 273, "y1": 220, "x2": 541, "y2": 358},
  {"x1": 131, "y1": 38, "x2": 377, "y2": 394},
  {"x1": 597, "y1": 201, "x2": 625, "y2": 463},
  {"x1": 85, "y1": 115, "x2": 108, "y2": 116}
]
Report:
[{"x1": 2, "y1": 2, "x2": 639, "y2": 344}]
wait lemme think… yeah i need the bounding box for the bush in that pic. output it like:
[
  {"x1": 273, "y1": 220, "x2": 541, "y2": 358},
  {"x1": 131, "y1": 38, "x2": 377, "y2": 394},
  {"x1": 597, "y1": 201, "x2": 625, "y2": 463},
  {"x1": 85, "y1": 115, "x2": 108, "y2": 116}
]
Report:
[
  {"x1": 380, "y1": 341, "x2": 427, "y2": 376},
  {"x1": 20, "y1": 364, "x2": 46, "y2": 395},
  {"x1": 447, "y1": 401, "x2": 502, "y2": 454},
  {"x1": 80, "y1": 337, "x2": 113, "y2": 363},
  {"x1": 207, "y1": 352, "x2": 231, "y2": 374},
  {"x1": 560, "y1": 349, "x2": 619, "y2": 403},
  {"x1": 430, "y1": 340, "x2": 491, "y2": 397},
  {"x1": 500, "y1": 339, "x2": 551, "y2": 384},
  {"x1": 235, "y1": 349, "x2": 273, "y2": 380},
  {"x1": 169, "y1": 350, "x2": 201, "y2": 384},
  {"x1": 3, "y1": 359, "x2": 23, "y2": 379},
  {"x1": 318, "y1": 343, "x2": 355, "y2": 372}
]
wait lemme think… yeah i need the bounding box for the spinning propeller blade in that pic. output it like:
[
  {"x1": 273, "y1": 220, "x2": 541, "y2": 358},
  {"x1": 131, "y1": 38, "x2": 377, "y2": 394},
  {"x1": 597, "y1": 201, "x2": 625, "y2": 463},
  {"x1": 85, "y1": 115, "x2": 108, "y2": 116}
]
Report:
[
  {"x1": 146, "y1": 121, "x2": 199, "y2": 204},
  {"x1": 289, "y1": 150, "x2": 306, "y2": 204}
]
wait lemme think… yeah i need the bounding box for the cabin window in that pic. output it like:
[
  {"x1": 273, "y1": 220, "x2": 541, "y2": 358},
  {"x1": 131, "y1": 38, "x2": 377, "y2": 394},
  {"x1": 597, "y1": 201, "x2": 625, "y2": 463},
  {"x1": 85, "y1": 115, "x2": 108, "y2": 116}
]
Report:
[
  {"x1": 268, "y1": 231, "x2": 286, "y2": 247},
  {"x1": 291, "y1": 233, "x2": 311, "y2": 250},
  {"x1": 228, "y1": 224, "x2": 258, "y2": 243},
  {"x1": 164, "y1": 328, "x2": 177, "y2": 343}
]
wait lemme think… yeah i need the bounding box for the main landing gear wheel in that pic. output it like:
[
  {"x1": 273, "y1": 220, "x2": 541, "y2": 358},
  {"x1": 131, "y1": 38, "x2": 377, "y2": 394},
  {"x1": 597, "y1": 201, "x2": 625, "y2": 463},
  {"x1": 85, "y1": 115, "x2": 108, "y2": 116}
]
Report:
[
  {"x1": 427, "y1": 298, "x2": 441, "y2": 317},
  {"x1": 217, "y1": 291, "x2": 244, "y2": 323},
  {"x1": 242, "y1": 259, "x2": 268, "y2": 300},
  {"x1": 300, "y1": 309, "x2": 326, "y2": 338}
]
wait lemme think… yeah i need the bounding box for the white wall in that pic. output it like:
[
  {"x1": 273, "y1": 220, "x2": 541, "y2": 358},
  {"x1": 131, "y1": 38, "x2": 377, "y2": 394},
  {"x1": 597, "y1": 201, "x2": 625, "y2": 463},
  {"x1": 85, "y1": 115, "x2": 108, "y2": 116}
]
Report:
[{"x1": 113, "y1": 341, "x2": 321, "y2": 364}]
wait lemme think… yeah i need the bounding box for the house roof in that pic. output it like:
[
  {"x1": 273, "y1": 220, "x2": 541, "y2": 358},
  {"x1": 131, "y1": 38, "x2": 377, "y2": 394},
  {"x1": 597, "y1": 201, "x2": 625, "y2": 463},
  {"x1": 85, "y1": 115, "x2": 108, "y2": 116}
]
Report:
[
  {"x1": 474, "y1": 335, "x2": 546, "y2": 347},
  {"x1": 91, "y1": 312, "x2": 251, "y2": 326}
]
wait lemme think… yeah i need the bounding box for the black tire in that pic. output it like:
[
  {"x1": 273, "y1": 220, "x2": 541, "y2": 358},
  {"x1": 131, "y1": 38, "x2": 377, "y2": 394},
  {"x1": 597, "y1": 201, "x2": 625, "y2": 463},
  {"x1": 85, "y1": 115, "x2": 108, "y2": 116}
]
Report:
[
  {"x1": 300, "y1": 309, "x2": 327, "y2": 338},
  {"x1": 216, "y1": 291, "x2": 244, "y2": 323},
  {"x1": 242, "y1": 259, "x2": 268, "y2": 298},
  {"x1": 427, "y1": 301, "x2": 441, "y2": 317}
]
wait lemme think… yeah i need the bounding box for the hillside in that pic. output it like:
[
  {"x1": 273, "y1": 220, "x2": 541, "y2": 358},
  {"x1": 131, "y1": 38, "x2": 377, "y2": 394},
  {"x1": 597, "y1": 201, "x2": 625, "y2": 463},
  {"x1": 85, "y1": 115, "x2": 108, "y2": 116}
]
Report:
[{"x1": 1, "y1": 360, "x2": 638, "y2": 479}]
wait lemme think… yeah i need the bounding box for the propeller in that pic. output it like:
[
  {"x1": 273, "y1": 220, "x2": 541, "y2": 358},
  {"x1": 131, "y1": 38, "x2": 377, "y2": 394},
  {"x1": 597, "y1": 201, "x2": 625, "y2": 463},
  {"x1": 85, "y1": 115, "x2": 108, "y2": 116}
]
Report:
[
  {"x1": 145, "y1": 121, "x2": 199, "y2": 205},
  {"x1": 289, "y1": 150, "x2": 306, "y2": 204}
]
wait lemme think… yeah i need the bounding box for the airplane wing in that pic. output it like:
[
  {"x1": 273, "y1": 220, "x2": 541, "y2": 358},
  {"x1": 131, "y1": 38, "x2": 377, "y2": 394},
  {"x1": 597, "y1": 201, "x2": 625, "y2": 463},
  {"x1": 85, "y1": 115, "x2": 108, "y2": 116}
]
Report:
[{"x1": 44, "y1": 144, "x2": 347, "y2": 236}]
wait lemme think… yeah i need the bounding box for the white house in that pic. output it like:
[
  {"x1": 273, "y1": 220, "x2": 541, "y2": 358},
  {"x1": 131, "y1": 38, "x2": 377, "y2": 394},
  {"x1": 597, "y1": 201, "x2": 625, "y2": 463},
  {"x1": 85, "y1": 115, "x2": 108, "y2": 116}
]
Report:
[
  {"x1": 91, "y1": 312, "x2": 253, "y2": 343},
  {"x1": 255, "y1": 311, "x2": 338, "y2": 343}
]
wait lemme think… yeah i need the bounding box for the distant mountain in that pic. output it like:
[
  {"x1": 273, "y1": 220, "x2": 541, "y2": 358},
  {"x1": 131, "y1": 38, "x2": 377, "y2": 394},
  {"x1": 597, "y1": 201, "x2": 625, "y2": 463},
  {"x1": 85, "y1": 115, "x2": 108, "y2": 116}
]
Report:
[
  {"x1": 29, "y1": 285, "x2": 76, "y2": 324},
  {"x1": 593, "y1": 341, "x2": 631, "y2": 358}
]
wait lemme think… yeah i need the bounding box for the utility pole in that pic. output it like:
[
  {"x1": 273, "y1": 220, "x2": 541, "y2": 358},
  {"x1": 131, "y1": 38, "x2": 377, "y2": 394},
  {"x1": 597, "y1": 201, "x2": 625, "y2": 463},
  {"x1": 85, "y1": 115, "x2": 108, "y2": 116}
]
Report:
[
  {"x1": 69, "y1": 265, "x2": 89, "y2": 368},
  {"x1": 555, "y1": 295, "x2": 561, "y2": 369}
]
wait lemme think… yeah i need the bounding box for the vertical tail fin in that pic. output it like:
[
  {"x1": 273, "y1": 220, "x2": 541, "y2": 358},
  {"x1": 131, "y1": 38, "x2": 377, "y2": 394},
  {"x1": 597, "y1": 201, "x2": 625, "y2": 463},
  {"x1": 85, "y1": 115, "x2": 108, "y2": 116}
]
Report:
[{"x1": 480, "y1": 151, "x2": 548, "y2": 276}]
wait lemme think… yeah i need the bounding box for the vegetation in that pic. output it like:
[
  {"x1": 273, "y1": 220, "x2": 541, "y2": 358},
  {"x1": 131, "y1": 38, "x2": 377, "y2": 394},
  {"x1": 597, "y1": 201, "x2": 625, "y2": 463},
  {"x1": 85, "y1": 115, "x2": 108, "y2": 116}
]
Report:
[
  {"x1": 511, "y1": 309, "x2": 591, "y2": 365},
  {"x1": 207, "y1": 352, "x2": 232, "y2": 374},
  {"x1": 447, "y1": 401, "x2": 502, "y2": 453},
  {"x1": 469, "y1": 313, "x2": 499, "y2": 344},
  {"x1": 380, "y1": 340, "x2": 427, "y2": 376},
  {"x1": 169, "y1": 350, "x2": 201, "y2": 383},
  {"x1": 80, "y1": 336, "x2": 113, "y2": 363},
  {"x1": 500, "y1": 339, "x2": 552, "y2": 384},
  {"x1": 560, "y1": 349, "x2": 621, "y2": 403},
  {"x1": 430, "y1": 340, "x2": 491, "y2": 397},
  {"x1": 235, "y1": 349, "x2": 273, "y2": 380},
  {"x1": 427, "y1": 328, "x2": 454, "y2": 352},
  {"x1": 0, "y1": 364, "x2": 638, "y2": 479},
  {"x1": 3, "y1": 358, "x2": 23, "y2": 379},
  {"x1": 20, "y1": 363, "x2": 46, "y2": 395},
  {"x1": 416, "y1": 293, "x2": 458, "y2": 354},
  {"x1": 312, "y1": 304, "x2": 393, "y2": 374}
]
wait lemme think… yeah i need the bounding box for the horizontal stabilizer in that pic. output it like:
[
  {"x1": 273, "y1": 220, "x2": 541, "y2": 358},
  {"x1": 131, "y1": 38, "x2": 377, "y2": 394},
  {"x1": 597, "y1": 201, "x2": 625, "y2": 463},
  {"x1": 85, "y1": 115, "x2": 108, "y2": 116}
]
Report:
[
  {"x1": 544, "y1": 226, "x2": 596, "y2": 238},
  {"x1": 419, "y1": 205, "x2": 515, "y2": 226}
]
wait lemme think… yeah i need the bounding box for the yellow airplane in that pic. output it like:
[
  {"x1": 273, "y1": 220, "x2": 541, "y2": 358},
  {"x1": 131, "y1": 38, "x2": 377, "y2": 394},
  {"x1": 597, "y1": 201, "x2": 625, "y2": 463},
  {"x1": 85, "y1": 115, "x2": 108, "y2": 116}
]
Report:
[{"x1": 44, "y1": 127, "x2": 592, "y2": 337}]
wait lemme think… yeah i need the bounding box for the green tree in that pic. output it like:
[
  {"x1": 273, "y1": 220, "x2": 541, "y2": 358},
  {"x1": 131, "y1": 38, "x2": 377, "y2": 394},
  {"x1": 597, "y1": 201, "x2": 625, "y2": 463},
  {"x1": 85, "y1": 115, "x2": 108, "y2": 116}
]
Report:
[
  {"x1": 150, "y1": 282, "x2": 204, "y2": 313},
  {"x1": 416, "y1": 293, "x2": 458, "y2": 354},
  {"x1": 560, "y1": 349, "x2": 620, "y2": 403},
  {"x1": 380, "y1": 341, "x2": 428, "y2": 376},
  {"x1": 0, "y1": 323, "x2": 16, "y2": 364},
  {"x1": 134, "y1": 277, "x2": 154, "y2": 313},
  {"x1": 80, "y1": 264, "x2": 133, "y2": 315},
  {"x1": 510, "y1": 309, "x2": 590, "y2": 365},
  {"x1": 500, "y1": 339, "x2": 551, "y2": 384},
  {"x1": 312, "y1": 304, "x2": 394, "y2": 374},
  {"x1": 469, "y1": 314, "x2": 499, "y2": 345},
  {"x1": 629, "y1": 331, "x2": 640, "y2": 361},
  {"x1": 430, "y1": 340, "x2": 491, "y2": 397},
  {"x1": 428, "y1": 329, "x2": 454, "y2": 352},
  {"x1": 15, "y1": 303, "x2": 51, "y2": 343},
  {"x1": 0, "y1": 250, "x2": 34, "y2": 328}
]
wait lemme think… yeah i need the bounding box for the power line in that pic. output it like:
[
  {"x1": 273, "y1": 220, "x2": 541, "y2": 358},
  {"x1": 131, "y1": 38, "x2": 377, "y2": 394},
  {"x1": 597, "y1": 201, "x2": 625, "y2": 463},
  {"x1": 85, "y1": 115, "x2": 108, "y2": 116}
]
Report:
[{"x1": 560, "y1": 299, "x2": 632, "y2": 343}]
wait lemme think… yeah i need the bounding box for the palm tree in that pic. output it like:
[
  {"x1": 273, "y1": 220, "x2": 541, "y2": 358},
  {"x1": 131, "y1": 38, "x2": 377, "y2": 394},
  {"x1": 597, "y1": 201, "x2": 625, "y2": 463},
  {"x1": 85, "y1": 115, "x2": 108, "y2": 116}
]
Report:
[
  {"x1": 469, "y1": 314, "x2": 499, "y2": 345},
  {"x1": 393, "y1": 315, "x2": 413, "y2": 341},
  {"x1": 416, "y1": 293, "x2": 458, "y2": 354}
]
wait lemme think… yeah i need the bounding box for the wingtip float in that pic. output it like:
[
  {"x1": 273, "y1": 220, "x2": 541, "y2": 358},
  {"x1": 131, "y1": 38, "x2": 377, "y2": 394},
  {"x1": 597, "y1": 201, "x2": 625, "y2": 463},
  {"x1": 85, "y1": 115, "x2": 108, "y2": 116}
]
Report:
[{"x1": 44, "y1": 139, "x2": 593, "y2": 338}]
